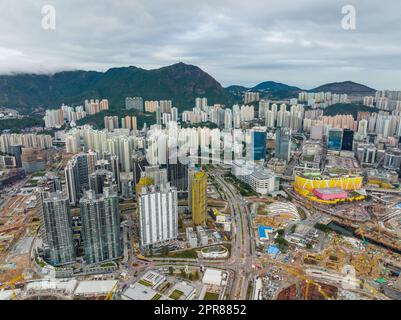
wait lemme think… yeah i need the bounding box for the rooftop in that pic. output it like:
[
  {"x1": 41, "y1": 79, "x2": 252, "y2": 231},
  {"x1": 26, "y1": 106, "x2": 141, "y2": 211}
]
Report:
[
  {"x1": 74, "y1": 280, "x2": 118, "y2": 295},
  {"x1": 122, "y1": 283, "x2": 162, "y2": 300},
  {"x1": 314, "y1": 188, "x2": 347, "y2": 195}
]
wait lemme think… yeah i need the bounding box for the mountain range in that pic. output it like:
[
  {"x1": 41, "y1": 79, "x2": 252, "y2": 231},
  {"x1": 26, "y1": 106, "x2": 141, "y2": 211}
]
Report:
[
  {"x1": 226, "y1": 80, "x2": 375, "y2": 97},
  {"x1": 0, "y1": 62, "x2": 376, "y2": 113}
]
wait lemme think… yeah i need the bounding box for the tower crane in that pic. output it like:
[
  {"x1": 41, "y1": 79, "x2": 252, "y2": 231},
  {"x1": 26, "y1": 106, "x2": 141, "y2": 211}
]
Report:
[
  {"x1": 104, "y1": 283, "x2": 118, "y2": 300},
  {"x1": 0, "y1": 274, "x2": 26, "y2": 300}
]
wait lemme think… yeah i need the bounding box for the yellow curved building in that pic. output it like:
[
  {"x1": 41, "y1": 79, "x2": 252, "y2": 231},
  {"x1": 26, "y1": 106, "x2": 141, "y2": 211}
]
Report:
[{"x1": 294, "y1": 173, "x2": 363, "y2": 194}]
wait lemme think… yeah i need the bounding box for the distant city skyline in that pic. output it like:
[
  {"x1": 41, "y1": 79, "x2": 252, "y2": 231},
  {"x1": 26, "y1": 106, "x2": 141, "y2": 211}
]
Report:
[{"x1": 0, "y1": 1, "x2": 400, "y2": 90}]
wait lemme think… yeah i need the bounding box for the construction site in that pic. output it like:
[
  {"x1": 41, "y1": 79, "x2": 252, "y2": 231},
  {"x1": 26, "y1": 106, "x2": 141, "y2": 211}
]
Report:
[
  {"x1": 254, "y1": 218, "x2": 401, "y2": 300},
  {"x1": 0, "y1": 193, "x2": 40, "y2": 284},
  {"x1": 277, "y1": 280, "x2": 338, "y2": 300},
  {"x1": 302, "y1": 234, "x2": 384, "y2": 279}
]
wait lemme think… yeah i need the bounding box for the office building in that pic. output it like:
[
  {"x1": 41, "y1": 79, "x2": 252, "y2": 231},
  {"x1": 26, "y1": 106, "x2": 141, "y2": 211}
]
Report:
[
  {"x1": 251, "y1": 129, "x2": 267, "y2": 161},
  {"x1": 274, "y1": 128, "x2": 291, "y2": 162},
  {"x1": 167, "y1": 161, "x2": 189, "y2": 198},
  {"x1": 327, "y1": 128, "x2": 343, "y2": 151},
  {"x1": 341, "y1": 129, "x2": 354, "y2": 151}
]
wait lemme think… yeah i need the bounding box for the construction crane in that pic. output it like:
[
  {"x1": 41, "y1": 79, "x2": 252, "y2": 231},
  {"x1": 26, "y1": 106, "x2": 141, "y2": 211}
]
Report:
[
  {"x1": 104, "y1": 283, "x2": 118, "y2": 300},
  {"x1": 304, "y1": 280, "x2": 310, "y2": 300},
  {"x1": 0, "y1": 274, "x2": 25, "y2": 300}
]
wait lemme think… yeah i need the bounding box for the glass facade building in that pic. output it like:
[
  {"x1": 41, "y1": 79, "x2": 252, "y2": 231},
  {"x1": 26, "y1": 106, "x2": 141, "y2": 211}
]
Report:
[
  {"x1": 327, "y1": 128, "x2": 343, "y2": 151},
  {"x1": 252, "y1": 130, "x2": 267, "y2": 161},
  {"x1": 341, "y1": 129, "x2": 354, "y2": 151}
]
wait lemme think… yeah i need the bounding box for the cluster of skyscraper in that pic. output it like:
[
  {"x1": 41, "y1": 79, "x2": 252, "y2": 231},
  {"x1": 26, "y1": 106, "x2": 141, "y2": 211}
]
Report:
[{"x1": 39, "y1": 156, "x2": 121, "y2": 266}]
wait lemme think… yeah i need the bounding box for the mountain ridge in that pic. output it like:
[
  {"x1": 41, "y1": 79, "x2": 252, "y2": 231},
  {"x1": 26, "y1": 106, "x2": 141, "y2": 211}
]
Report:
[
  {"x1": 0, "y1": 63, "x2": 377, "y2": 113},
  {"x1": 310, "y1": 81, "x2": 376, "y2": 95},
  {"x1": 0, "y1": 62, "x2": 234, "y2": 112},
  {"x1": 225, "y1": 80, "x2": 375, "y2": 95}
]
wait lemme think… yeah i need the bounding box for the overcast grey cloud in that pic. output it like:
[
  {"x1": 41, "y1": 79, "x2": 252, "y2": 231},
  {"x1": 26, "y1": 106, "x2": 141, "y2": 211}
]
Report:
[{"x1": 0, "y1": 0, "x2": 400, "y2": 89}]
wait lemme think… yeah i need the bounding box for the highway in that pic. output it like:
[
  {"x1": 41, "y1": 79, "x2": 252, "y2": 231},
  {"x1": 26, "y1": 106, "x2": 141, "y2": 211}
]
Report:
[{"x1": 209, "y1": 166, "x2": 256, "y2": 299}]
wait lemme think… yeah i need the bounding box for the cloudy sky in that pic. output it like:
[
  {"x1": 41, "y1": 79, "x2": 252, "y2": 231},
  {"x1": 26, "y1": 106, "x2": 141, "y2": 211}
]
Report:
[{"x1": 0, "y1": 0, "x2": 400, "y2": 89}]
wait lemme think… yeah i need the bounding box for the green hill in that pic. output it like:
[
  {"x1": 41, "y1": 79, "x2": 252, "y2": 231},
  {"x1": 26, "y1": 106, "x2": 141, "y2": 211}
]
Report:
[
  {"x1": 311, "y1": 81, "x2": 375, "y2": 95},
  {"x1": 252, "y1": 81, "x2": 302, "y2": 92},
  {"x1": 0, "y1": 63, "x2": 234, "y2": 112}
]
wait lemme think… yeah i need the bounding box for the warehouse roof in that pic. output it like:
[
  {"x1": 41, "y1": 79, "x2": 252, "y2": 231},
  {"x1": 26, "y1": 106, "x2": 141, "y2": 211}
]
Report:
[{"x1": 74, "y1": 280, "x2": 118, "y2": 295}]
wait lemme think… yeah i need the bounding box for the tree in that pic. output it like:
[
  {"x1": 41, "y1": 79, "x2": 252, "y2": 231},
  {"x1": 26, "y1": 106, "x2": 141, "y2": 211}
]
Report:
[
  {"x1": 168, "y1": 267, "x2": 174, "y2": 275},
  {"x1": 275, "y1": 236, "x2": 289, "y2": 252}
]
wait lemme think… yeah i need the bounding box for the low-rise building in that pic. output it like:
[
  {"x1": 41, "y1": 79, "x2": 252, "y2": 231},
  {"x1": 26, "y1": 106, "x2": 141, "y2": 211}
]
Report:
[
  {"x1": 186, "y1": 227, "x2": 198, "y2": 248},
  {"x1": 231, "y1": 160, "x2": 276, "y2": 195},
  {"x1": 74, "y1": 280, "x2": 118, "y2": 297},
  {"x1": 140, "y1": 270, "x2": 166, "y2": 288},
  {"x1": 202, "y1": 268, "x2": 228, "y2": 286},
  {"x1": 196, "y1": 226, "x2": 209, "y2": 246}
]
